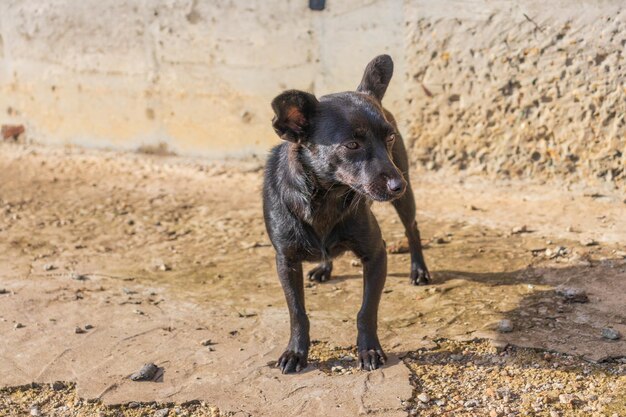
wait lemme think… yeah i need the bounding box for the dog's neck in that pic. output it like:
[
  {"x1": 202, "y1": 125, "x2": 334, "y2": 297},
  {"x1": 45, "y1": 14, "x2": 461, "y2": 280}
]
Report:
[{"x1": 281, "y1": 143, "x2": 358, "y2": 228}]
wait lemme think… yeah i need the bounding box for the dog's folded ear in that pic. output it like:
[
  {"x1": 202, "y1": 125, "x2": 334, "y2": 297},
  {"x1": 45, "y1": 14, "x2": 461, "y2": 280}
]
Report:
[
  {"x1": 357, "y1": 54, "x2": 394, "y2": 102},
  {"x1": 271, "y1": 90, "x2": 319, "y2": 143}
]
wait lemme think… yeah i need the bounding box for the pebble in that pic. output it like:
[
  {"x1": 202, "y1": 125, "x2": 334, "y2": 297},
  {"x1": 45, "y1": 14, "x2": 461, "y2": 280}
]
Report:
[
  {"x1": 75, "y1": 326, "x2": 86, "y2": 334},
  {"x1": 555, "y1": 286, "x2": 589, "y2": 303},
  {"x1": 0, "y1": 288, "x2": 8, "y2": 294},
  {"x1": 464, "y1": 399, "x2": 479, "y2": 408},
  {"x1": 201, "y1": 339, "x2": 216, "y2": 346},
  {"x1": 43, "y1": 264, "x2": 56, "y2": 271},
  {"x1": 558, "y1": 393, "x2": 575, "y2": 404},
  {"x1": 511, "y1": 225, "x2": 529, "y2": 234},
  {"x1": 52, "y1": 381, "x2": 65, "y2": 391},
  {"x1": 156, "y1": 263, "x2": 171, "y2": 272},
  {"x1": 154, "y1": 408, "x2": 170, "y2": 417},
  {"x1": 128, "y1": 401, "x2": 140, "y2": 408},
  {"x1": 580, "y1": 238, "x2": 598, "y2": 246},
  {"x1": 14, "y1": 322, "x2": 25, "y2": 329},
  {"x1": 84, "y1": 324, "x2": 94, "y2": 330},
  {"x1": 601, "y1": 327, "x2": 621, "y2": 340},
  {"x1": 417, "y1": 393, "x2": 430, "y2": 403},
  {"x1": 350, "y1": 259, "x2": 362, "y2": 267},
  {"x1": 497, "y1": 319, "x2": 514, "y2": 333},
  {"x1": 30, "y1": 406, "x2": 41, "y2": 417},
  {"x1": 130, "y1": 363, "x2": 159, "y2": 381},
  {"x1": 70, "y1": 272, "x2": 89, "y2": 281}
]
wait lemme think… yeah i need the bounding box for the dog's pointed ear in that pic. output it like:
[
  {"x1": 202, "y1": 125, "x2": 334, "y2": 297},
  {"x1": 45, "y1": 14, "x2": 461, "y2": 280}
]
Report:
[
  {"x1": 271, "y1": 90, "x2": 319, "y2": 143},
  {"x1": 357, "y1": 54, "x2": 394, "y2": 102}
]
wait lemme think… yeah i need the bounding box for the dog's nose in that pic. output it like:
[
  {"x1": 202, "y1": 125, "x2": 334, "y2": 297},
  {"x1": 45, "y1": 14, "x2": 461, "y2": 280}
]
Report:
[{"x1": 387, "y1": 177, "x2": 406, "y2": 194}]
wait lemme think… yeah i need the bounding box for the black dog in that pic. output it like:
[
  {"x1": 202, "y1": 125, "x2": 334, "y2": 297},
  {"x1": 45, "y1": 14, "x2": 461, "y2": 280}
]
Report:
[{"x1": 263, "y1": 55, "x2": 430, "y2": 373}]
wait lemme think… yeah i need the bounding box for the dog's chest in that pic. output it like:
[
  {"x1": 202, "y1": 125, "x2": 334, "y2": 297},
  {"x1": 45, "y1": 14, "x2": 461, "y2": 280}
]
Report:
[{"x1": 307, "y1": 187, "x2": 355, "y2": 244}]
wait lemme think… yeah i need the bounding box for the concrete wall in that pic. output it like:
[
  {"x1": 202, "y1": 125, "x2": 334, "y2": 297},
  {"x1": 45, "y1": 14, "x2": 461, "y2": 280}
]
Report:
[
  {"x1": 1, "y1": 0, "x2": 624, "y2": 189},
  {"x1": 0, "y1": 0, "x2": 405, "y2": 157}
]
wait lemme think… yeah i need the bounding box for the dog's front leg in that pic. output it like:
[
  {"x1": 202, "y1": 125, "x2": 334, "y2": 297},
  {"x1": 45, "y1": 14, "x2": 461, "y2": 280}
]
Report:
[
  {"x1": 357, "y1": 243, "x2": 388, "y2": 370},
  {"x1": 275, "y1": 254, "x2": 310, "y2": 373}
]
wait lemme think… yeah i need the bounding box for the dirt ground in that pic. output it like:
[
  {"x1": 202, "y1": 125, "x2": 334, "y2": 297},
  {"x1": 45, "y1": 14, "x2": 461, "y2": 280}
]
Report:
[{"x1": 0, "y1": 142, "x2": 624, "y2": 417}]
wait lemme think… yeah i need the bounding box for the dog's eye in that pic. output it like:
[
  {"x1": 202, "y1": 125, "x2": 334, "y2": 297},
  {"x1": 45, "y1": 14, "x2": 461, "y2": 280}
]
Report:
[
  {"x1": 386, "y1": 133, "x2": 397, "y2": 143},
  {"x1": 344, "y1": 141, "x2": 360, "y2": 150}
]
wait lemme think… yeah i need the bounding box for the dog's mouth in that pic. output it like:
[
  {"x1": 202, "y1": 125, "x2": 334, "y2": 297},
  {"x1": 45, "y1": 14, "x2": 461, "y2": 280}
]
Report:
[{"x1": 348, "y1": 183, "x2": 405, "y2": 202}]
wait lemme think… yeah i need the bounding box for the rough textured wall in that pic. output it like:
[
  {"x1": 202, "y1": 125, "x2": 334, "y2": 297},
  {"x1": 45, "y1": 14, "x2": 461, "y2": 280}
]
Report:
[
  {"x1": 405, "y1": 1, "x2": 626, "y2": 190},
  {"x1": 0, "y1": 0, "x2": 404, "y2": 157}
]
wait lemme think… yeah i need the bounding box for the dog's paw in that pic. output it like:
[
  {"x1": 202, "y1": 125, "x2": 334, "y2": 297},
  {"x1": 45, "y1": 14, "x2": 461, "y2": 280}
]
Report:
[
  {"x1": 307, "y1": 263, "x2": 332, "y2": 283},
  {"x1": 410, "y1": 267, "x2": 431, "y2": 286},
  {"x1": 358, "y1": 348, "x2": 387, "y2": 371},
  {"x1": 276, "y1": 350, "x2": 308, "y2": 374}
]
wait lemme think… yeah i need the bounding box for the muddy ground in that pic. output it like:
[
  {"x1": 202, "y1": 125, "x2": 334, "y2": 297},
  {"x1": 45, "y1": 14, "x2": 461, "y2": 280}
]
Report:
[{"x1": 0, "y1": 143, "x2": 624, "y2": 416}]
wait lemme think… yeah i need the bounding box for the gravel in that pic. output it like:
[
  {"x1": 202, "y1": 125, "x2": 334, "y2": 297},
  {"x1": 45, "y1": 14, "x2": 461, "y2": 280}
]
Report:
[{"x1": 404, "y1": 339, "x2": 626, "y2": 416}]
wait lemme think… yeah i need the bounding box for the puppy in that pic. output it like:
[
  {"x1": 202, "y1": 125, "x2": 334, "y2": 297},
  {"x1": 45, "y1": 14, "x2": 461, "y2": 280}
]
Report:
[{"x1": 263, "y1": 55, "x2": 430, "y2": 373}]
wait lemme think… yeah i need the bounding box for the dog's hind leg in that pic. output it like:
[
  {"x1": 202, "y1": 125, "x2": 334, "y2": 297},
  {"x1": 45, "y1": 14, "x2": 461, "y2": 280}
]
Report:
[
  {"x1": 307, "y1": 260, "x2": 332, "y2": 283},
  {"x1": 390, "y1": 137, "x2": 431, "y2": 285}
]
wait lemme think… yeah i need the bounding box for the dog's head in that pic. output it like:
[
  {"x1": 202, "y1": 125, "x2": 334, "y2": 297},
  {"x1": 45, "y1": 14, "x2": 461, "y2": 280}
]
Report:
[{"x1": 270, "y1": 55, "x2": 406, "y2": 202}]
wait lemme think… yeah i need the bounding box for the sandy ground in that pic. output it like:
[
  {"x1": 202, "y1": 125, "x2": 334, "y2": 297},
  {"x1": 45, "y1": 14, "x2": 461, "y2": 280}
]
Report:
[{"x1": 0, "y1": 143, "x2": 624, "y2": 416}]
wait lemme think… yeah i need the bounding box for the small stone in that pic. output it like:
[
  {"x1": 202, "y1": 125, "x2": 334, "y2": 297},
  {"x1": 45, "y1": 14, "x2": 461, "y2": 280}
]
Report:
[
  {"x1": 134, "y1": 309, "x2": 145, "y2": 315},
  {"x1": 555, "y1": 286, "x2": 588, "y2": 303},
  {"x1": 128, "y1": 402, "x2": 140, "y2": 408},
  {"x1": 130, "y1": 363, "x2": 158, "y2": 381},
  {"x1": 550, "y1": 411, "x2": 560, "y2": 417},
  {"x1": 70, "y1": 272, "x2": 89, "y2": 281},
  {"x1": 52, "y1": 381, "x2": 65, "y2": 391},
  {"x1": 497, "y1": 319, "x2": 514, "y2": 333},
  {"x1": 580, "y1": 238, "x2": 598, "y2": 246},
  {"x1": 464, "y1": 399, "x2": 479, "y2": 408},
  {"x1": 84, "y1": 324, "x2": 94, "y2": 330},
  {"x1": 75, "y1": 326, "x2": 86, "y2": 334},
  {"x1": 388, "y1": 240, "x2": 410, "y2": 254},
  {"x1": 417, "y1": 393, "x2": 430, "y2": 403},
  {"x1": 490, "y1": 410, "x2": 499, "y2": 417},
  {"x1": 154, "y1": 408, "x2": 169, "y2": 417},
  {"x1": 30, "y1": 406, "x2": 41, "y2": 417},
  {"x1": 0, "y1": 288, "x2": 8, "y2": 294},
  {"x1": 511, "y1": 225, "x2": 529, "y2": 234},
  {"x1": 43, "y1": 264, "x2": 56, "y2": 271},
  {"x1": 434, "y1": 399, "x2": 446, "y2": 406},
  {"x1": 156, "y1": 262, "x2": 171, "y2": 271},
  {"x1": 559, "y1": 393, "x2": 575, "y2": 404},
  {"x1": 434, "y1": 237, "x2": 447, "y2": 244},
  {"x1": 201, "y1": 339, "x2": 216, "y2": 346},
  {"x1": 601, "y1": 328, "x2": 621, "y2": 340},
  {"x1": 350, "y1": 259, "x2": 362, "y2": 267},
  {"x1": 14, "y1": 323, "x2": 24, "y2": 329}
]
